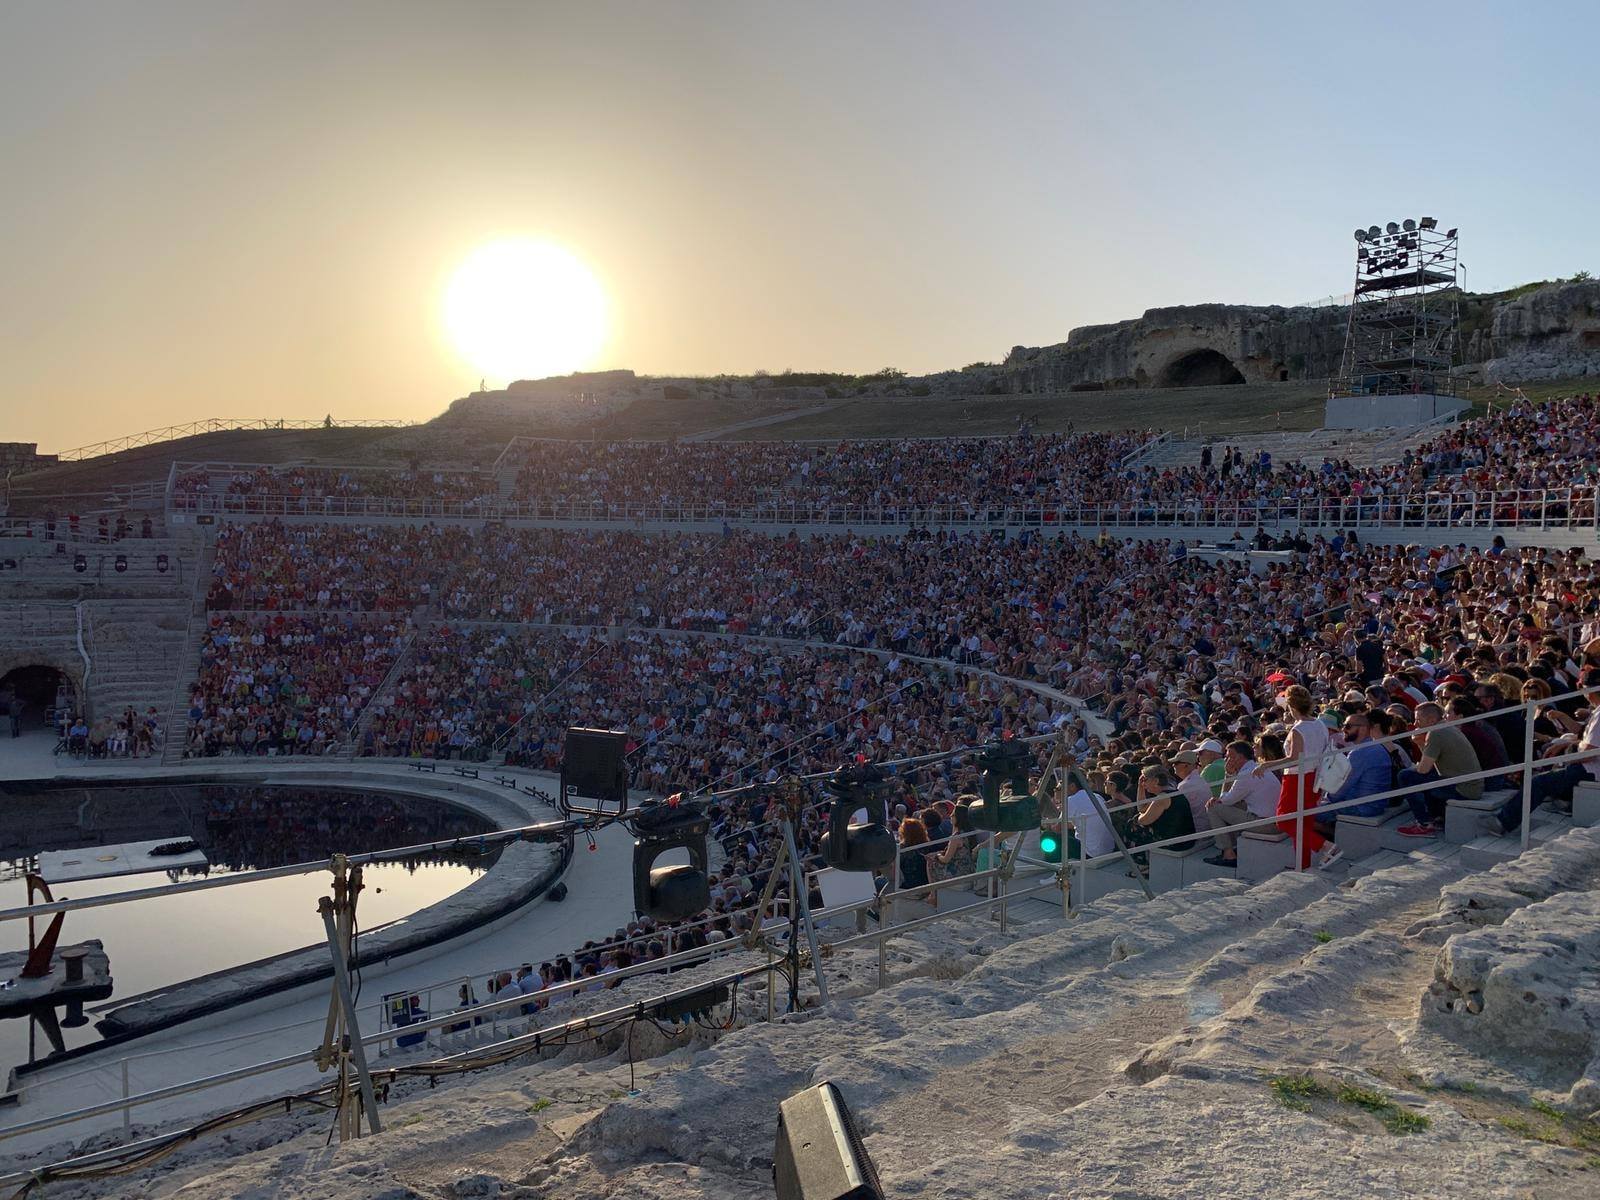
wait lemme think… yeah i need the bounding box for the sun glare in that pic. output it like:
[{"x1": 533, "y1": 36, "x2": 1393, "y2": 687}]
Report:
[{"x1": 442, "y1": 239, "x2": 607, "y2": 383}]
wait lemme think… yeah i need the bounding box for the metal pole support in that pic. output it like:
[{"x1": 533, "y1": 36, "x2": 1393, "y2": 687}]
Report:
[
  {"x1": 781, "y1": 819, "x2": 829, "y2": 1007},
  {"x1": 318, "y1": 895, "x2": 383, "y2": 1136},
  {"x1": 1521, "y1": 699, "x2": 1535, "y2": 852}
]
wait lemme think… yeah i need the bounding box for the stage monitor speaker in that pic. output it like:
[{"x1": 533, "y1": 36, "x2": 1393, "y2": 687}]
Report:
[
  {"x1": 559, "y1": 727, "x2": 629, "y2": 818},
  {"x1": 773, "y1": 1081, "x2": 883, "y2": 1200}
]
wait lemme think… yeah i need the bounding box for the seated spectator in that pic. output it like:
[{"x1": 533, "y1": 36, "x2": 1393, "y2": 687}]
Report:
[
  {"x1": 1203, "y1": 740, "x2": 1279, "y2": 867},
  {"x1": 1397, "y1": 702, "x2": 1482, "y2": 837}
]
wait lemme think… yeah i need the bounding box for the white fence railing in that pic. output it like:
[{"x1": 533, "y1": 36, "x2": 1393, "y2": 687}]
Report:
[{"x1": 166, "y1": 486, "x2": 1600, "y2": 532}]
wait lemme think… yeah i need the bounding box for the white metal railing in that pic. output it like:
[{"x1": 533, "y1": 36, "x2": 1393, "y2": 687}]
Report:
[{"x1": 165, "y1": 486, "x2": 1600, "y2": 532}]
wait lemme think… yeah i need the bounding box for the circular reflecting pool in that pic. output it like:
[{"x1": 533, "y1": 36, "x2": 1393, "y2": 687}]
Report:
[{"x1": 0, "y1": 781, "x2": 501, "y2": 1074}]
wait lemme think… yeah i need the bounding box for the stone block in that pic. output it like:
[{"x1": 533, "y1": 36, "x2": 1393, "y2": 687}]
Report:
[
  {"x1": 1444, "y1": 791, "x2": 1515, "y2": 845},
  {"x1": 1575, "y1": 781, "x2": 1600, "y2": 829},
  {"x1": 1237, "y1": 829, "x2": 1295, "y2": 883},
  {"x1": 1148, "y1": 844, "x2": 1204, "y2": 894},
  {"x1": 1333, "y1": 803, "x2": 1407, "y2": 860},
  {"x1": 1071, "y1": 859, "x2": 1138, "y2": 906}
]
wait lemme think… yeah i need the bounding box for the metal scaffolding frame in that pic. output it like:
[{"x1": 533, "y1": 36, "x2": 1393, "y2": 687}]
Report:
[{"x1": 1336, "y1": 218, "x2": 1461, "y2": 398}]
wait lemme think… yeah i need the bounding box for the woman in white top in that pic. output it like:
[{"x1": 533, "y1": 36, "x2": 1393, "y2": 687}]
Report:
[{"x1": 1275, "y1": 684, "x2": 1331, "y2": 869}]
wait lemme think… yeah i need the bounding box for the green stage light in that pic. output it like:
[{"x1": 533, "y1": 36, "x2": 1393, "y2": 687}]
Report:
[{"x1": 1038, "y1": 829, "x2": 1062, "y2": 863}]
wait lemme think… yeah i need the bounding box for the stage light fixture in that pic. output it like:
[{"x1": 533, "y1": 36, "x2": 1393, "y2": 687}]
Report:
[
  {"x1": 1403, "y1": 219, "x2": 1417, "y2": 232},
  {"x1": 1367, "y1": 225, "x2": 1382, "y2": 240},
  {"x1": 630, "y1": 798, "x2": 711, "y2": 921},
  {"x1": 1386, "y1": 221, "x2": 1399, "y2": 235},
  {"x1": 114, "y1": 554, "x2": 128, "y2": 574},
  {"x1": 1446, "y1": 228, "x2": 1458, "y2": 238},
  {"x1": 156, "y1": 553, "x2": 169, "y2": 573},
  {"x1": 959, "y1": 737, "x2": 1040, "y2": 833},
  {"x1": 1420, "y1": 217, "x2": 1437, "y2": 229},
  {"x1": 819, "y1": 763, "x2": 896, "y2": 872},
  {"x1": 73, "y1": 554, "x2": 87, "y2": 573},
  {"x1": 1353, "y1": 228, "x2": 1368, "y2": 242}
]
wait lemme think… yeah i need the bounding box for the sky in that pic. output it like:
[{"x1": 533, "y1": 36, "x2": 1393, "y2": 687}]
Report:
[{"x1": 2, "y1": 1, "x2": 1597, "y2": 452}]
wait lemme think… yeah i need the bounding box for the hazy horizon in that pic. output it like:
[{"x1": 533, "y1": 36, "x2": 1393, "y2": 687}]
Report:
[{"x1": 4, "y1": 1, "x2": 1597, "y2": 452}]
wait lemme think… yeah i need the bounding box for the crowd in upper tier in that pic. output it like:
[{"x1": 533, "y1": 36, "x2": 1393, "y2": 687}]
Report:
[{"x1": 165, "y1": 393, "x2": 1600, "y2": 521}]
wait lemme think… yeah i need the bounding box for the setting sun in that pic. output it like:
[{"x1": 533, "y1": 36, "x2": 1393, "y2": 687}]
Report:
[{"x1": 442, "y1": 239, "x2": 607, "y2": 383}]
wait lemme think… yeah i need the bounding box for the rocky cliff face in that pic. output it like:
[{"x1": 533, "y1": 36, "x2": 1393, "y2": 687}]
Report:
[
  {"x1": 997, "y1": 303, "x2": 1348, "y2": 393},
  {"x1": 1483, "y1": 280, "x2": 1600, "y2": 382}
]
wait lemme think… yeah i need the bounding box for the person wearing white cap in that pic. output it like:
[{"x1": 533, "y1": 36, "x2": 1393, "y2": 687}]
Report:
[{"x1": 1196, "y1": 738, "x2": 1226, "y2": 799}]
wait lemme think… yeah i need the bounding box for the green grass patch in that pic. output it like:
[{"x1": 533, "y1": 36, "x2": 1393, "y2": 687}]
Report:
[
  {"x1": 1384, "y1": 1108, "x2": 1431, "y2": 1135},
  {"x1": 1270, "y1": 1074, "x2": 1330, "y2": 1112},
  {"x1": 528, "y1": 1097, "x2": 554, "y2": 1113},
  {"x1": 1313, "y1": 930, "x2": 1333, "y2": 944}
]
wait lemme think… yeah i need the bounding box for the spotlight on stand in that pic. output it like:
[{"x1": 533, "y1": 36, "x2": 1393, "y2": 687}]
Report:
[
  {"x1": 1403, "y1": 218, "x2": 1417, "y2": 232},
  {"x1": 819, "y1": 763, "x2": 896, "y2": 872},
  {"x1": 73, "y1": 554, "x2": 87, "y2": 573},
  {"x1": 1385, "y1": 221, "x2": 1399, "y2": 235},
  {"x1": 156, "y1": 553, "x2": 169, "y2": 574},
  {"x1": 1353, "y1": 228, "x2": 1368, "y2": 242},
  {"x1": 1419, "y1": 216, "x2": 1437, "y2": 230},
  {"x1": 774, "y1": 1081, "x2": 883, "y2": 1200},
  {"x1": 1366, "y1": 225, "x2": 1381, "y2": 240},
  {"x1": 630, "y1": 796, "x2": 711, "y2": 921},
  {"x1": 114, "y1": 554, "x2": 128, "y2": 574},
  {"x1": 958, "y1": 737, "x2": 1040, "y2": 833}
]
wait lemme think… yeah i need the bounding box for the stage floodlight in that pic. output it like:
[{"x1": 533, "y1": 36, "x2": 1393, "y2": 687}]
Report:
[
  {"x1": 114, "y1": 554, "x2": 128, "y2": 574},
  {"x1": 631, "y1": 799, "x2": 711, "y2": 921},
  {"x1": 819, "y1": 764, "x2": 896, "y2": 872},
  {"x1": 1420, "y1": 217, "x2": 1437, "y2": 229},
  {"x1": 1446, "y1": 228, "x2": 1458, "y2": 238},
  {"x1": 156, "y1": 553, "x2": 169, "y2": 573},
  {"x1": 960, "y1": 737, "x2": 1040, "y2": 833},
  {"x1": 1354, "y1": 229, "x2": 1368, "y2": 242},
  {"x1": 73, "y1": 554, "x2": 87, "y2": 573},
  {"x1": 1365, "y1": 225, "x2": 1380, "y2": 240},
  {"x1": 1403, "y1": 219, "x2": 1417, "y2": 232},
  {"x1": 1386, "y1": 221, "x2": 1399, "y2": 235}
]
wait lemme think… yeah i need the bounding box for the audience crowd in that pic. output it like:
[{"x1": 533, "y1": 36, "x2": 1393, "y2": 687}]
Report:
[
  {"x1": 150, "y1": 394, "x2": 1600, "y2": 1013},
  {"x1": 167, "y1": 394, "x2": 1599, "y2": 524}
]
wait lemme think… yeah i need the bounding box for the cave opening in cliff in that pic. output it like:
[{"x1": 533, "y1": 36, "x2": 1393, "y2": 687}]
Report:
[{"x1": 1158, "y1": 349, "x2": 1246, "y2": 388}]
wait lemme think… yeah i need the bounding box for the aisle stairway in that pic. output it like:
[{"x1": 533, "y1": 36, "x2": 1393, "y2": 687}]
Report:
[{"x1": 82, "y1": 599, "x2": 188, "y2": 719}]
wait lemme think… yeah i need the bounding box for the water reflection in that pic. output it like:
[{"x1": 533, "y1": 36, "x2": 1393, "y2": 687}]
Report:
[{"x1": 1, "y1": 782, "x2": 503, "y2": 1074}]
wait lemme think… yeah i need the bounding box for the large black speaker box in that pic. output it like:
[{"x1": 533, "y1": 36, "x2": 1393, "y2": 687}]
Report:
[
  {"x1": 773, "y1": 1081, "x2": 882, "y2": 1200},
  {"x1": 560, "y1": 727, "x2": 629, "y2": 816}
]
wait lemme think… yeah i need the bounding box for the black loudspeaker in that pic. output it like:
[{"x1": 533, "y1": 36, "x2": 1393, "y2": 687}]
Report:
[
  {"x1": 773, "y1": 1081, "x2": 882, "y2": 1200},
  {"x1": 559, "y1": 727, "x2": 629, "y2": 817}
]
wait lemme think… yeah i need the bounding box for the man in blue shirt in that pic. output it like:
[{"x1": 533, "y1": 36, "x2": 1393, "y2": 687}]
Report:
[{"x1": 1311, "y1": 712, "x2": 1393, "y2": 863}]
